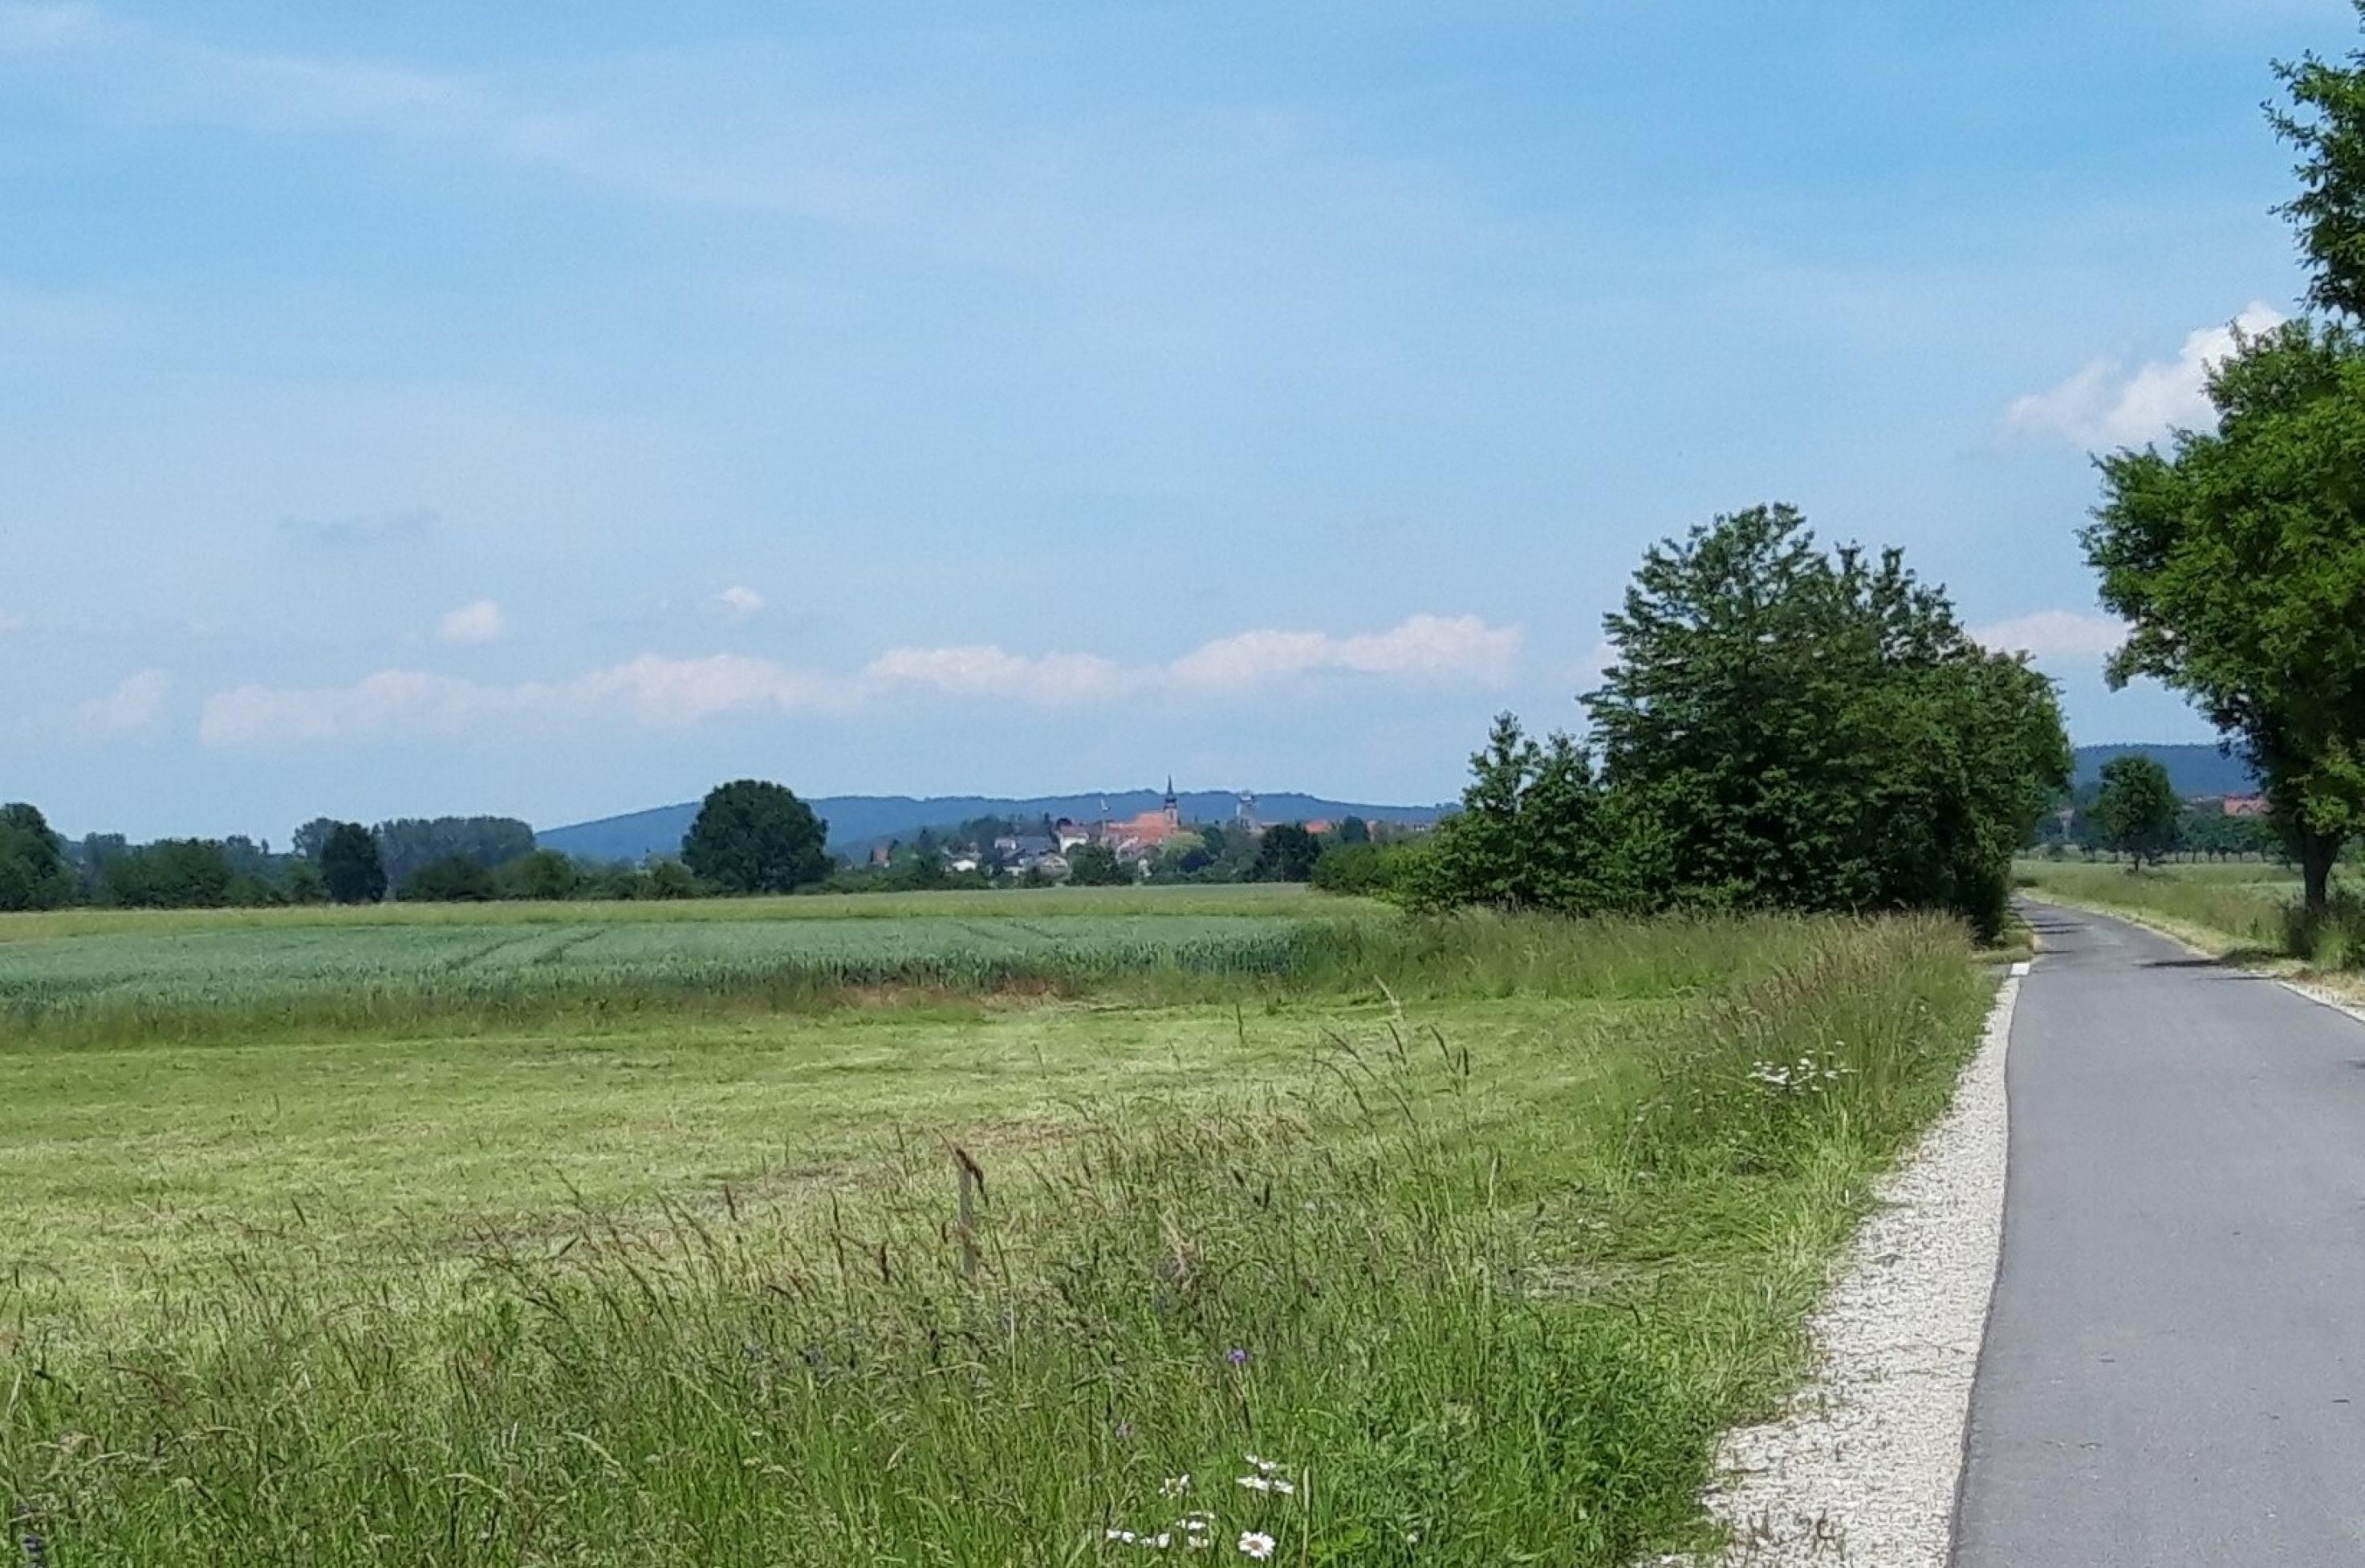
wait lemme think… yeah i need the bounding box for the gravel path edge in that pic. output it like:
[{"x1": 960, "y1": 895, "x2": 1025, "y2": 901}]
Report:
[{"x1": 1683, "y1": 965, "x2": 2022, "y2": 1565}]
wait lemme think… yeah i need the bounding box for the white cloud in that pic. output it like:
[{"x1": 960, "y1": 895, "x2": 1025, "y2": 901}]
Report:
[
  {"x1": 436, "y1": 598, "x2": 506, "y2": 645},
  {"x1": 2005, "y1": 303, "x2": 2283, "y2": 449},
  {"x1": 1166, "y1": 613, "x2": 1521, "y2": 692},
  {"x1": 73, "y1": 668, "x2": 173, "y2": 735},
  {"x1": 198, "y1": 656, "x2": 859, "y2": 746},
  {"x1": 1970, "y1": 609, "x2": 2128, "y2": 660},
  {"x1": 864, "y1": 644, "x2": 1136, "y2": 705},
  {"x1": 864, "y1": 614, "x2": 1522, "y2": 706},
  {"x1": 714, "y1": 584, "x2": 766, "y2": 620},
  {"x1": 199, "y1": 614, "x2": 1522, "y2": 745}
]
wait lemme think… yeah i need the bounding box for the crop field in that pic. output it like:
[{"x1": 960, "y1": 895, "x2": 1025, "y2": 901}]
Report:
[
  {"x1": 0, "y1": 911, "x2": 1313, "y2": 1041},
  {"x1": 0, "y1": 896, "x2": 1994, "y2": 1566}
]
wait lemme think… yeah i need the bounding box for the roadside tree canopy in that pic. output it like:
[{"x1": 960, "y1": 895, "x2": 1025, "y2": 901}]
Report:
[{"x1": 2085, "y1": 319, "x2": 2365, "y2": 913}]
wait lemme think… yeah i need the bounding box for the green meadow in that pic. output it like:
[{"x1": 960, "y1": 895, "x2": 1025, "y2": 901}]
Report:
[{"x1": 1, "y1": 892, "x2": 1993, "y2": 1566}]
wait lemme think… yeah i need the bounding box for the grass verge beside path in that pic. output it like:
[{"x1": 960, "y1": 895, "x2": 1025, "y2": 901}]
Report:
[
  {"x1": 2, "y1": 912, "x2": 1994, "y2": 1566},
  {"x1": 2015, "y1": 860, "x2": 2365, "y2": 1001}
]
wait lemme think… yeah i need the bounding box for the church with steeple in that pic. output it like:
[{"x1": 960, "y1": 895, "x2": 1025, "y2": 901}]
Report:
[{"x1": 1098, "y1": 778, "x2": 1189, "y2": 859}]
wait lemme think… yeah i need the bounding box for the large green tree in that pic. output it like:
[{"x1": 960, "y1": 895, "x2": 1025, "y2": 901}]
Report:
[
  {"x1": 0, "y1": 802, "x2": 74, "y2": 912},
  {"x1": 1250, "y1": 823, "x2": 1324, "y2": 884},
  {"x1": 2084, "y1": 319, "x2": 2365, "y2": 913},
  {"x1": 1587, "y1": 505, "x2": 2068, "y2": 936},
  {"x1": 2271, "y1": 4, "x2": 2365, "y2": 321},
  {"x1": 2083, "y1": 16, "x2": 2365, "y2": 916},
  {"x1": 100, "y1": 839, "x2": 236, "y2": 909},
  {"x1": 681, "y1": 780, "x2": 831, "y2": 894},
  {"x1": 319, "y1": 821, "x2": 388, "y2": 905},
  {"x1": 2092, "y1": 755, "x2": 2184, "y2": 869}
]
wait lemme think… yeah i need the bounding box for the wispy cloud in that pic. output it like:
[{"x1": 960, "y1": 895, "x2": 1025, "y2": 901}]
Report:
[
  {"x1": 278, "y1": 506, "x2": 437, "y2": 548},
  {"x1": 1971, "y1": 609, "x2": 2127, "y2": 660},
  {"x1": 435, "y1": 599, "x2": 506, "y2": 646},
  {"x1": 714, "y1": 584, "x2": 765, "y2": 621},
  {"x1": 0, "y1": 4, "x2": 865, "y2": 221},
  {"x1": 73, "y1": 668, "x2": 173, "y2": 735},
  {"x1": 2005, "y1": 303, "x2": 2282, "y2": 449},
  {"x1": 199, "y1": 614, "x2": 1523, "y2": 745}
]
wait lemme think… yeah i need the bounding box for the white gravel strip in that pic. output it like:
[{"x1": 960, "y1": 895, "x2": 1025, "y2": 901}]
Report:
[{"x1": 1688, "y1": 966, "x2": 2022, "y2": 1565}]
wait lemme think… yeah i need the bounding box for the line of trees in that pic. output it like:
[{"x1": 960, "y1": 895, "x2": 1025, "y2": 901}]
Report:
[{"x1": 0, "y1": 812, "x2": 593, "y2": 911}]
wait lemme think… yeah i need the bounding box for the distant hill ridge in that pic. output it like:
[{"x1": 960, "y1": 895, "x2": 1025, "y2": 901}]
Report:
[
  {"x1": 2071, "y1": 743, "x2": 2255, "y2": 798},
  {"x1": 538, "y1": 790, "x2": 1451, "y2": 864},
  {"x1": 538, "y1": 748, "x2": 2253, "y2": 863}
]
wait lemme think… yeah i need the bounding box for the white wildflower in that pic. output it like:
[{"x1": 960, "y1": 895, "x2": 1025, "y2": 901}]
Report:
[
  {"x1": 1160, "y1": 1474, "x2": 1192, "y2": 1498},
  {"x1": 1108, "y1": 1528, "x2": 1140, "y2": 1544},
  {"x1": 1237, "y1": 1532, "x2": 1275, "y2": 1560}
]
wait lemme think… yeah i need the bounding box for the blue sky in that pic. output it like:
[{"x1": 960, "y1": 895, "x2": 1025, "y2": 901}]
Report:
[{"x1": 1, "y1": 0, "x2": 2341, "y2": 839}]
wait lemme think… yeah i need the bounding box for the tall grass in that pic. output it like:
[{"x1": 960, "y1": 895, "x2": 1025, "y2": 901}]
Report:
[{"x1": 2, "y1": 916, "x2": 1989, "y2": 1566}]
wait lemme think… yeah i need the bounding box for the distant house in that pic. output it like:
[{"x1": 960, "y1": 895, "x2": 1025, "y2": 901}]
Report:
[
  {"x1": 1054, "y1": 821, "x2": 1094, "y2": 852},
  {"x1": 1035, "y1": 852, "x2": 1071, "y2": 879},
  {"x1": 2219, "y1": 794, "x2": 2271, "y2": 819}
]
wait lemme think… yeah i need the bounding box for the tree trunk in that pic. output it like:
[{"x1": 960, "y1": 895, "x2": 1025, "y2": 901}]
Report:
[{"x1": 2300, "y1": 829, "x2": 2339, "y2": 920}]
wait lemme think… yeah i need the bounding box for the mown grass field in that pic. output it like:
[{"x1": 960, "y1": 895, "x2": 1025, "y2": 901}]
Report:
[{"x1": 1, "y1": 892, "x2": 1994, "y2": 1566}]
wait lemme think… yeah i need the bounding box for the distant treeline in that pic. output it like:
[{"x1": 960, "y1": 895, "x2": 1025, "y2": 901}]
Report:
[
  {"x1": 0, "y1": 800, "x2": 1373, "y2": 912},
  {"x1": 0, "y1": 812, "x2": 709, "y2": 912},
  {"x1": 2028, "y1": 784, "x2": 2284, "y2": 861}
]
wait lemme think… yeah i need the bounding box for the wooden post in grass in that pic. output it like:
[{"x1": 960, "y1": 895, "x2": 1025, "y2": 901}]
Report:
[{"x1": 953, "y1": 1146, "x2": 985, "y2": 1282}]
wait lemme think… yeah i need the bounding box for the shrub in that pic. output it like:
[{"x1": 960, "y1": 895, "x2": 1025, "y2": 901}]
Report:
[{"x1": 399, "y1": 855, "x2": 497, "y2": 903}]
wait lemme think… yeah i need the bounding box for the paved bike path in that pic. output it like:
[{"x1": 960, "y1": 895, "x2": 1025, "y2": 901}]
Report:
[{"x1": 1954, "y1": 902, "x2": 2365, "y2": 1565}]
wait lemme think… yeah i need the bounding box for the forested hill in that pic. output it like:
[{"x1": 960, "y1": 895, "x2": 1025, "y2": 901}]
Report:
[
  {"x1": 538, "y1": 790, "x2": 1449, "y2": 863},
  {"x1": 2071, "y1": 743, "x2": 2254, "y2": 798}
]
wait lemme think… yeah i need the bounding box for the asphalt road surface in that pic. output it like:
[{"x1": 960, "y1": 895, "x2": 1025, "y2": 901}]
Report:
[{"x1": 1953, "y1": 902, "x2": 2365, "y2": 1566}]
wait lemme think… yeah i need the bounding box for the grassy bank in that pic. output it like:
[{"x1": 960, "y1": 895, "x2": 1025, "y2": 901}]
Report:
[{"x1": 2, "y1": 910, "x2": 1992, "y2": 1566}]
